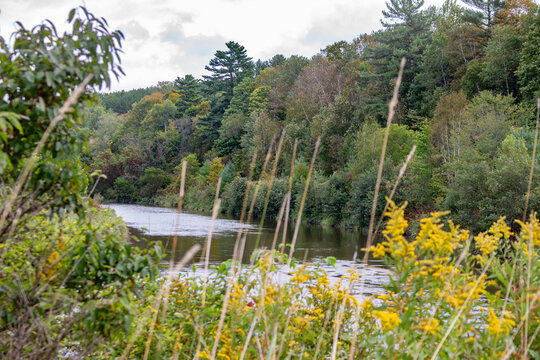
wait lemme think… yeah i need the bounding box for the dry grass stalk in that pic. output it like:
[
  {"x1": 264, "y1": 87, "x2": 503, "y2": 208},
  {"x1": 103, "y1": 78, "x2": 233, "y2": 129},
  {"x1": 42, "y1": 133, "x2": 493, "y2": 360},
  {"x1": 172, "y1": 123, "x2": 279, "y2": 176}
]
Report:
[
  {"x1": 0, "y1": 74, "x2": 93, "y2": 252},
  {"x1": 348, "y1": 303, "x2": 363, "y2": 360},
  {"x1": 201, "y1": 196, "x2": 222, "y2": 307},
  {"x1": 270, "y1": 192, "x2": 290, "y2": 251},
  {"x1": 239, "y1": 315, "x2": 259, "y2": 360},
  {"x1": 200, "y1": 177, "x2": 222, "y2": 262},
  {"x1": 362, "y1": 57, "x2": 406, "y2": 264},
  {"x1": 210, "y1": 286, "x2": 233, "y2": 360},
  {"x1": 238, "y1": 137, "x2": 275, "y2": 265},
  {"x1": 523, "y1": 221, "x2": 533, "y2": 353},
  {"x1": 522, "y1": 97, "x2": 540, "y2": 222},
  {"x1": 160, "y1": 160, "x2": 187, "y2": 319},
  {"x1": 254, "y1": 129, "x2": 286, "y2": 249},
  {"x1": 330, "y1": 275, "x2": 357, "y2": 360},
  {"x1": 501, "y1": 288, "x2": 540, "y2": 359},
  {"x1": 210, "y1": 140, "x2": 277, "y2": 360},
  {"x1": 287, "y1": 137, "x2": 321, "y2": 265},
  {"x1": 372, "y1": 145, "x2": 416, "y2": 236},
  {"x1": 232, "y1": 151, "x2": 258, "y2": 264},
  {"x1": 411, "y1": 237, "x2": 472, "y2": 360},
  {"x1": 280, "y1": 139, "x2": 298, "y2": 254}
]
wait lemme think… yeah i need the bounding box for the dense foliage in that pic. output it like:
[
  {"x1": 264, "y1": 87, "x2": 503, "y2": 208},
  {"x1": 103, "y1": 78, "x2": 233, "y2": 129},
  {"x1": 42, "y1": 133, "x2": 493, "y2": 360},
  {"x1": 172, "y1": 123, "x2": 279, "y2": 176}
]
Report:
[
  {"x1": 0, "y1": 8, "x2": 161, "y2": 358},
  {"x1": 88, "y1": 0, "x2": 540, "y2": 232}
]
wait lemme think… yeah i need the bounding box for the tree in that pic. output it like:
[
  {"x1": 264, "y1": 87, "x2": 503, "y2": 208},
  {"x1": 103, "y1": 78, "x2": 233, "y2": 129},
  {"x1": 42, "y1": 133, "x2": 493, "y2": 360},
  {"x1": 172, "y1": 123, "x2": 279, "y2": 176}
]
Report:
[
  {"x1": 479, "y1": 25, "x2": 522, "y2": 96},
  {"x1": 430, "y1": 91, "x2": 470, "y2": 185},
  {"x1": 206, "y1": 157, "x2": 224, "y2": 185},
  {"x1": 362, "y1": 0, "x2": 434, "y2": 123},
  {"x1": 461, "y1": 0, "x2": 504, "y2": 27},
  {"x1": 495, "y1": 0, "x2": 535, "y2": 28},
  {"x1": 144, "y1": 99, "x2": 177, "y2": 132},
  {"x1": 0, "y1": 8, "x2": 160, "y2": 358},
  {"x1": 204, "y1": 41, "x2": 254, "y2": 98},
  {"x1": 0, "y1": 6, "x2": 124, "y2": 227},
  {"x1": 381, "y1": 0, "x2": 426, "y2": 26},
  {"x1": 517, "y1": 5, "x2": 540, "y2": 99},
  {"x1": 173, "y1": 74, "x2": 205, "y2": 116}
]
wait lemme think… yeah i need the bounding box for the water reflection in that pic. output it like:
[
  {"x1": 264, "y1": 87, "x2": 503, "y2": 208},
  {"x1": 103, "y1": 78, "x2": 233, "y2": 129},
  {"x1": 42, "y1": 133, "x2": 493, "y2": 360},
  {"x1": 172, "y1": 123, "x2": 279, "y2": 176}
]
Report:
[
  {"x1": 105, "y1": 203, "x2": 390, "y2": 297},
  {"x1": 106, "y1": 203, "x2": 377, "y2": 264}
]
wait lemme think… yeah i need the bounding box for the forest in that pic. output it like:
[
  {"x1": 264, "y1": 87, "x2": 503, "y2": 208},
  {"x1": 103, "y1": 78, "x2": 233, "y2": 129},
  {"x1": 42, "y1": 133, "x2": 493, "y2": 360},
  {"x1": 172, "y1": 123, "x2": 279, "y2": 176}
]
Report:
[
  {"x1": 1, "y1": 0, "x2": 540, "y2": 358},
  {"x1": 87, "y1": 0, "x2": 540, "y2": 232}
]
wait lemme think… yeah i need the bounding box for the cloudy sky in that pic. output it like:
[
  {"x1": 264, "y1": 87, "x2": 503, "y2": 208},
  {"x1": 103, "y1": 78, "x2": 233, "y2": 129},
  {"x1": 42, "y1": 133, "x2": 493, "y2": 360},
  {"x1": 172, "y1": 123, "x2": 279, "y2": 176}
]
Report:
[{"x1": 0, "y1": 0, "x2": 445, "y2": 91}]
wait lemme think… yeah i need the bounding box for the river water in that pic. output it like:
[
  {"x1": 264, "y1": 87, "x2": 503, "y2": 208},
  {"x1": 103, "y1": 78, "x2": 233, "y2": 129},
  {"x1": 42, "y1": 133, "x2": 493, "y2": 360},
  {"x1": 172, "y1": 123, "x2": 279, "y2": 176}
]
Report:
[{"x1": 105, "y1": 203, "x2": 390, "y2": 297}]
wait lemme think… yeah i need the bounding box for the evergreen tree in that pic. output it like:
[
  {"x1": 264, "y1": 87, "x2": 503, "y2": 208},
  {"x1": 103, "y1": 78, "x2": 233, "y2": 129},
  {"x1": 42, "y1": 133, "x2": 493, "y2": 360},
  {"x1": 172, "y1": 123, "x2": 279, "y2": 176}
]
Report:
[
  {"x1": 362, "y1": 0, "x2": 434, "y2": 123},
  {"x1": 460, "y1": 0, "x2": 504, "y2": 27},
  {"x1": 173, "y1": 74, "x2": 204, "y2": 116},
  {"x1": 204, "y1": 41, "x2": 254, "y2": 98}
]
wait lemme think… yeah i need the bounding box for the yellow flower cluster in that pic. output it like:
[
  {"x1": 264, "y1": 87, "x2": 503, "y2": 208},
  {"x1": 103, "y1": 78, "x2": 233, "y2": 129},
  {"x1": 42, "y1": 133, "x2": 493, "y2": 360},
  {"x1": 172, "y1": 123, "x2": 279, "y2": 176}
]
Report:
[
  {"x1": 487, "y1": 308, "x2": 516, "y2": 337},
  {"x1": 230, "y1": 282, "x2": 245, "y2": 309},
  {"x1": 417, "y1": 215, "x2": 467, "y2": 256},
  {"x1": 370, "y1": 200, "x2": 416, "y2": 261},
  {"x1": 516, "y1": 213, "x2": 540, "y2": 249},
  {"x1": 373, "y1": 309, "x2": 401, "y2": 331},
  {"x1": 361, "y1": 298, "x2": 373, "y2": 318},
  {"x1": 437, "y1": 276, "x2": 487, "y2": 309},
  {"x1": 475, "y1": 217, "x2": 511, "y2": 257},
  {"x1": 412, "y1": 260, "x2": 457, "y2": 281},
  {"x1": 418, "y1": 318, "x2": 440, "y2": 334},
  {"x1": 290, "y1": 265, "x2": 311, "y2": 283},
  {"x1": 264, "y1": 285, "x2": 278, "y2": 305}
]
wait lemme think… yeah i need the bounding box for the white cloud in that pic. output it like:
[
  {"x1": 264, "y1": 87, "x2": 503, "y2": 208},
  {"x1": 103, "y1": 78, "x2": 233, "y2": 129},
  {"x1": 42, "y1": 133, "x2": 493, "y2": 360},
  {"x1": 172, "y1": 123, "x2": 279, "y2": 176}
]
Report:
[{"x1": 0, "y1": 0, "x2": 445, "y2": 91}]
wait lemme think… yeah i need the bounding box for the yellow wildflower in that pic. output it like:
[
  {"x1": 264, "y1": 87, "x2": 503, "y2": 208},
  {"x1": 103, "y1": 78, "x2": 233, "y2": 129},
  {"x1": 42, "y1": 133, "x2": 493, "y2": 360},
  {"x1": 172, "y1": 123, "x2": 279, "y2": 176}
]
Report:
[
  {"x1": 474, "y1": 232, "x2": 498, "y2": 257},
  {"x1": 488, "y1": 217, "x2": 512, "y2": 239},
  {"x1": 418, "y1": 318, "x2": 440, "y2": 334},
  {"x1": 370, "y1": 199, "x2": 416, "y2": 261},
  {"x1": 487, "y1": 308, "x2": 515, "y2": 337},
  {"x1": 373, "y1": 309, "x2": 401, "y2": 331},
  {"x1": 443, "y1": 276, "x2": 487, "y2": 309},
  {"x1": 291, "y1": 266, "x2": 310, "y2": 283},
  {"x1": 416, "y1": 214, "x2": 464, "y2": 256},
  {"x1": 199, "y1": 350, "x2": 211, "y2": 359},
  {"x1": 516, "y1": 213, "x2": 540, "y2": 248}
]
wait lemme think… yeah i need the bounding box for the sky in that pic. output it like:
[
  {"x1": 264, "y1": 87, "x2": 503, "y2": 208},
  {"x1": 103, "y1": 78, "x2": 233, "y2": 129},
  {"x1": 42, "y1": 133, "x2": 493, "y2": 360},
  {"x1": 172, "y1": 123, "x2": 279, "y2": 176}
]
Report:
[{"x1": 0, "y1": 0, "x2": 445, "y2": 91}]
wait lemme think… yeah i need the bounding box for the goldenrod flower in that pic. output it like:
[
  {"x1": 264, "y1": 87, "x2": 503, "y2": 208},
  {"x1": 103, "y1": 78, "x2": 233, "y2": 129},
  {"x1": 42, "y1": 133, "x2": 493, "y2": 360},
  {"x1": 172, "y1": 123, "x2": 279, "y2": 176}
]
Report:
[
  {"x1": 516, "y1": 213, "x2": 540, "y2": 248},
  {"x1": 487, "y1": 308, "x2": 515, "y2": 337},
  {"x1": 373, "y1": 309, "x2": 401, "y2": 331},
  {"x1": 474, "y1": 232, "x2": 498, "y2": 256},
  {"x1": 418, "y1": 318, "x2": 440, "y2": 334},
  {"x1": 199, "y1": 350, "x2": 211, "y2": 359}
]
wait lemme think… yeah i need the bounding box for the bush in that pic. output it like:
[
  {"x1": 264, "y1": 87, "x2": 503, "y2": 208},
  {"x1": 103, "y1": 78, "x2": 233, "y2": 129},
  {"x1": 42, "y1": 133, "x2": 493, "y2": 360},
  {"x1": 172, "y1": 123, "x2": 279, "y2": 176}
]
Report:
[
  {"x1": 322, "y1": 172, "x2": 350, "y2": 225},
  {"x1": 0, "y1": 208, "x2": 161, "y2": 358},
  {"x1": 222, "y1": 177, "x2": 248, "y2": 217}
]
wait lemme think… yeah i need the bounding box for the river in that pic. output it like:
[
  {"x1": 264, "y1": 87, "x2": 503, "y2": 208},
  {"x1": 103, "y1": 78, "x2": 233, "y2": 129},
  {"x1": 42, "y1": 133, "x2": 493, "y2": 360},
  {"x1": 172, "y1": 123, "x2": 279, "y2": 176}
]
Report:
[{"x1": 104, "y1": 203, "x2": 390, "y2": 297}]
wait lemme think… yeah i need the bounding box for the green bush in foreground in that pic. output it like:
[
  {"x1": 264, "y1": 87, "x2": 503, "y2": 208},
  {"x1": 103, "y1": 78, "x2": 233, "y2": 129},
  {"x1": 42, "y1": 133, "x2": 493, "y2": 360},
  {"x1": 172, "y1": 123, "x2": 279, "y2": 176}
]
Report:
[{"x1": 0, "y1": 207, "x2": 162, "y2": 358}]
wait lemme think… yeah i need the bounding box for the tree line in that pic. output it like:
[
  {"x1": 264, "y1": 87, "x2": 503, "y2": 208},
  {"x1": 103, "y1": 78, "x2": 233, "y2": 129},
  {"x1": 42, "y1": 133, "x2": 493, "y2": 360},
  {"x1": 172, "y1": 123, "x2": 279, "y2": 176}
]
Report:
[{"x1": 86, "y1": 0, "x2": 540, "y2": 232}]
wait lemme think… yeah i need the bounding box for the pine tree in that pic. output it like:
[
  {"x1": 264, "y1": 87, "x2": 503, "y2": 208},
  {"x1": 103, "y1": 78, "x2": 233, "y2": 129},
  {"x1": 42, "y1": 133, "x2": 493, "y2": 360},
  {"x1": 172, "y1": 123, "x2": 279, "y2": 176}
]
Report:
[
  {"x1": 362, "y1": 0, "x2": 434, "y2": 124},
  {"x1": 461, "y1": 0, "x2": 504, "y2": 27},
  {"x1": 204, "y1": 41, "x2": 254, "y2": 98},
  {"x1": 173, "y1": 74, "x2": 203, "y2": 116}
]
